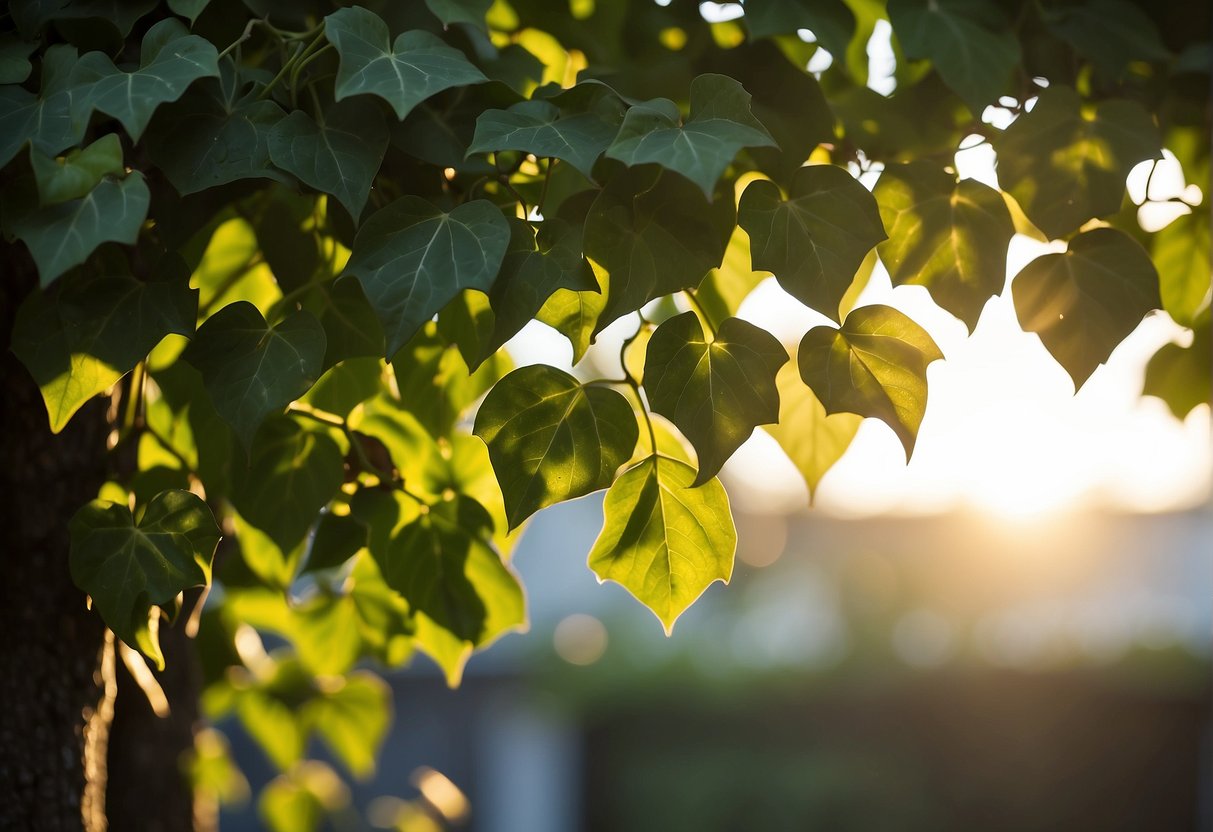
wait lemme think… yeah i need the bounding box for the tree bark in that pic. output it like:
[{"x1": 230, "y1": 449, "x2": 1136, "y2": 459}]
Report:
[{"x1": 0, "y1": 250, "x2": 113, "y2": 831}]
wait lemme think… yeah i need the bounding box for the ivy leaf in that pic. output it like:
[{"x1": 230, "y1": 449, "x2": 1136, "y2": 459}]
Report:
[
  {"x1": 12, "y1": 265, "x2": 197, "y2": 433},
  {"x1": 424, "y1": 0, "x2": 493, "y2": 30},
  {"x1": 764, "y1": 358, "x2": 861, "y2": 503},
  {"x1": 739, "y1": 164, "x2": 886, "y2": 323},
  {"x1": 537, "y1": 262, "x2": 608, "y2": 364},
  {"x1": 605, "y1": 74, "x2": 775, "y2": 197},
  {"x1": 481, "y1": 218, "x2": 598, "y2": 363},
  {"x1": 343, "y1": 197, "x2": 511, "y2": 356},
  {"x1": 741, "y1": 0, "x2": 856, "y2": 59},
  {"x1": 70, "y1": 18, "x2": 221, "y2": 141},
  {"x1": 230, "y1": 418, "x2": 345, "y2": 553},
  {"x1": 798, "y1": 304, "x2": 944, "y2": 460},
  {"x1": 887, "y1": 0, "x2": 1020, "y2": 114},
  {"x1": 874, "y1": 161, "x2": 1014, "y2": 331},
  {"x1": 0, "y1": 35, "x2": 37, "y2": 84},
  {"x1": 267, "y1": 100, "x2": 389, "y2": 221},
  {"x1": 588, "y1": 455, "x2": 735, "y2": 635},
  {"x1": 474, "y1": 364, "x2": 637, "y2": 529},
  {"x1": 30, "y1": 133, "x2": 124, "y2": 205},
  {"x1": 10, "y1": 0, "x2": 157, "y2": 38},
  {"x1": 1153, "y1": 211, "x2": 1211, "y2": 328},
  {"x1": 69, "y1": 490, "x2": 221, "y2": 670},
  {"x1": 325, "y1": 5, "x2": 488, "y2": 121},
  {"x1": 1143, "y1": 311, "x2": 1210, "y2": 420},
  {"x1": 0, "y1": 45, "x2": 88, "y2": 167},
  {"x1": 585, "y1": 168, "x2": 734, "y2": 335},
  {"x1": 168, "y1": 0, "x2": 210, "y2": 24},
  {"x1": 300, "y1": 672, "x2": 391, "y2": 779},
  {"x1": 1012, "y1": 227, "x2": 1160, "y2": 389},
  {"x1": 1042, "y1": 0, "x2": 1170, "y2": 76},
  {"x1": 644, "y1": 312, "x2": 787, "y2": 485},
  {"x1": 995, "y1": 85, "x2": 1160, "y2": 239},
  {"x1": 468, "y1": 86, "x2": 625, "y2": 178},
  {"x1": 183, "y1": 301, "x2": 327, "y2": 448},
  {"x1": 9, "y1": 172, "x2": 150, "y2": 286},
  {"x1": 374, "y1": 496, "x2": 525, "y2": 686}
]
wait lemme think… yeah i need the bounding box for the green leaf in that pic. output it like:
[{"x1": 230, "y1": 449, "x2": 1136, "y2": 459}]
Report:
[
  {"x1": 1012, "y1": 227, "x2": 1160, "y2": 389},
  {"x1": 374, "y1": 496, "x2": 525, "y2": 686},
  {"x1": 301, "y1": 671, "x2": 391, "y2": 778},
  {"x1": 588, "y1": 455, "x2": 735, "y2": 634},
  {"x1": 474, "y1": 364, "x2": 637, "y2": 529},
  {"x1": 605, "y1": 74, "x2": 775, "y2": 197},
  {"x1": 30, "y1": 133, "x2": 124, "y2": 206},
  {"x1": 315, "y1": 280, "x2": 385, "y2": 368},
  {"x1": 1143, "y1": 311, "x2": 1211, "y2": 419},
  {"x1": 764, "y1": 357, "x2": 861, "y2": 503},
  {"x1": 267, "y1": 100, "x2": 389, "y2": 221},
  {"x1": 536, "y1": 263, "x2": 608, "y2": 364},
  {"x1": 303, "y1": 512, "x2": 368, "y2": 574},
  {"x1": 9, "y1": 172, "x2": 150, "y2": 286},
  {"x1": 168, "y1": 0, "x2": 211, "y2": 24},
  {"x1": 644, "y1": 312, "x2": 787, "y2": 485},
  {"x1": 71, "y1": 18, "x2": 221, "y2": 141},
  {"x1": 69, "y1": 490, "x2": 221, "y2": 669},
  {"x1": 798, "y1": 304, "x2": 944, "y2": 460},
  {"x1": 302, "y1": 357, "x2": 383, "y2": 417},
  {"x1": 742, "y1": 0, "x2": 856, "y2": 59},
  {"x1": 694, "y1": 226, "x2": 765, "y2": 324},
  {"x1": 424, "y1": 0, "x2": 493, "y2": 30},
  {"x1": 585, "y1": 168, "x2": 734, "y2": 335},
  {"x1": 874, "y1": 161, "x2": 1014, "y2": 331},
  {"x1": 481, "y1": 218, "x2": 598, "y2": 362},
  {"x1": 183, "y1": 301, "x2": 327, "y2": 448},
  {"x1": 1153, "y1": 211, "x2": 1211, "y2": 327},
  {"x1": 739, "y1": 164, "x2": 886, "y2": 322},
  {"x1": 0, "y1": 45, "x2": 87, "y2": 167},
  {"x1": 230, "y1": 417, "x2": 345, "y2": 553},
  {"x1": 258, "y1": 762, "x2": 346, "y2": 832},
  {"x1": 995, "y1": 85, "x2": 1161, "y2": 239},
  {"x1": 1042, "y1": 0, "x2": 1170, "y2": 76},
  {"x1": 12, "y1": 266, "x2": 197, "y2": 433},
  {"x1": 325, "y1": 5, "x2": 488, "y2": 121},
  {"x1": 468, "y1": 86, "x2": 625, "y2": 178},
  {"x1": 0, "y1": 35, "x2": 36, "y2": 84},
  {"x1": 343, "y1": 197, "x2": 511, "y2": 356},
  {"x1": 10, "y1": 0, "x2": 157, "y2": 38},
  {"x1": 886, "y1": 0, "x2": 1020, "y2": 113}
]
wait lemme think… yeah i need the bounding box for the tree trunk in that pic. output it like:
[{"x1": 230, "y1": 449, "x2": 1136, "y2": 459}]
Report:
[{"x1": 0, "y1": 252, "x2": 113, "y2": 831}]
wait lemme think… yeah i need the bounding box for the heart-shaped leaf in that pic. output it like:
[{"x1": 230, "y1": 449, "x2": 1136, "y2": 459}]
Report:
[
  {"x1": 887, "y1": 0, "x2": 1021, "y2": 113},
  {"x1": 474, "y1": 364, "x2": 638, "y2": 529},
  {"x1": 644, "y1": 312, "x2": 787, "y2": 485},
  {"x1": 267, "y1": 99, "x2": 389, "y2": 221},
  {"x1": 424, "y1": 0, "x2": 493, "y2": 30},
  {"x1": 741, "y1": 0, "x2": 856, "y2": 59},
  {"x1": 874, "y1": 161, "x2": 1014, "y2": 331},
  {"x1": 183, "y1": 301, "x2": 326, "y2": 448},
  {"x1": 343, "y1": 196, "x2": 511, "y2": 356},
  {"x1": 69, "y1": 489, "x2": 221, "y2": 669},
  {"x1": 12, "y1": 265, "x2": 197, "y2": 433},
  {"x1": 588, "y1": 455, "x2": 736, "y2": 634},
  {"x1": 9, "y1": 171, "x2": 150, "y2": 286},
  {"x1": 71, "y1": 18, "x2": 220, "y2": 141},
  {"x1": 1042, "y1": 0, "x2": 1170, "y2": 76},
  {"x1": 798, "y1": 304, "x2": 944, "y2": 460},
  {"x1": 325, "y1": 5, "x2": 487, "y2": 121},
  {"x1": 0, "y1": 45, "x2": 87, "y2": 167},
  {"x1": 1153, "y1": 210, "x2": 1210, "y2": 328},
  {"x1": 995, "y1": 85, "x2": 1160, "y2": 238},
  {"x1": 739, "y1": 164, "x2": 886, "y2": 322},
  {"x1": 605, "y1": 73, "x2": 775, "y2": 197},
  {"x1": 1012, "y1": 227, "x2": 1160, "y2": 389},
  {"x1": 30, "y1": 133, "x2": 124, "y2": 205}
]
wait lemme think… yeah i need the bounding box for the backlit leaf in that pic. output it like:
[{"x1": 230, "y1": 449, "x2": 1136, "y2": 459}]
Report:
[
  {"x1": 1142, "y1": 310, "x2": 1211, "y2": 420},
  {"x1": 1153, "y1": 210, "x2": 1210, "y2": 328}
]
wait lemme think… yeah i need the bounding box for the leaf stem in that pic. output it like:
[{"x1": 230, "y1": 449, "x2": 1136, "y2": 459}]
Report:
[
  {"x1": 627, "y1": 378, "x2": 658, "y2": 457},
  {"x1": 258, "y1": 41, "x2": 305, "y2": 101},
  {"x1": 535, "y1": 158, "x2": 556, "y2": 218},
  {"x1": 122, "y1": 361, "x2": 147, "y2": 432},
  {"x1": 683, "y1": 289, "x2": 718, "y2": 336}
]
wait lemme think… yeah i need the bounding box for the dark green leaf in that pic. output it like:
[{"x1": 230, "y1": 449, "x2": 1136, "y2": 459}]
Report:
[
  {"x1": 1043, "y1": 0, "x2": 1170, "y2": 76},
  {"x1": 303, "y1": 513, "x2": 368, "y2": 574},
  {"x1": 30, "y1": 133, "x2": 124, "y2": 205},
  {"x1": 887, "y1": 0, "x2": 1020, "y2": 113},
  {"x1": 605, "y1": 74, "x2": 775, "y2": 197},
  {"x1": 315, "y1": 279, "x2": 385, "y2": 368},
  {"x1": 798, "y1": 304, "x2": 943, "y2": 460},
  {"x1": 230, "y1": 417, "x2": 344, "y2": 553},
  {"x1": 424, "y1": 0, "x2": 493, "y2": 30},
  {"x1": 71, "y1": 18, "x2": 221, "y2": 141},
  {"x1": 12, "y1": 266, "x2": 197, "y2": 433},
  {"x1": 474, "y1": 364, "x2": 638, "y2": 528},
  {"x1": 69, "y1": 490, "x2": 220, "y2": 669},
  {"x1": 742, "y1": 0, "x2": 856, "y2": 59},
  {"x1": 1012, "y1": 227, "x2": 1160, "y2": 389},
  {"x1": 995, "y1": 85, "x2": 1161, "y2": 238},
  {"x1": 739, "y1": 164, "x2": 886, "y2": 322},
  {"x1": 588, "y1": 455, "x2": 735, "y2": 634},
  {"x1": 10, "y1": 0, "x2": 157, "y2": 38},
  {"x1": 267, "y1": 100, "x2": 389, "y2": 221},
  {"x1": 874, "y1": 161, "x2": 1014, "y2": 331},
  {"x1": 183, "y1": 301, "x2": 327, "y2": 448},
  {"x1": 325, "y1": 5, "x2": 488, "y2": 121},
  {"x1": 9, "y1": 172, "x2": 150, "y2": 286},
  {"x1": 0, "y1": 35, "x2": 36, "y2": 84},
  {"x1": 343, "y1": 197, "x2": 511, "y2": 356},
  {"x1": 644, "y1": 312, "x2": 787, "y2": 485},
  {"x1": 168, "y1": 0, "x2": 211, "y2": 24},
  {"x1": 0, "y1": 45, "x2": 88, "y2": 167}
]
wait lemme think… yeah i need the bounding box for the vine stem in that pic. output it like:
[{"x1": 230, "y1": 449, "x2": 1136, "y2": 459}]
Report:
[
  {"x1": 627, "y1": 379, "x2": 658, "y2": 457},
  {"x1": 535, "y1": 158, "x2": 556, "y2": 218},
  {"x1": 682, "y1": 289, "x2": 718, "y2": 336}
]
